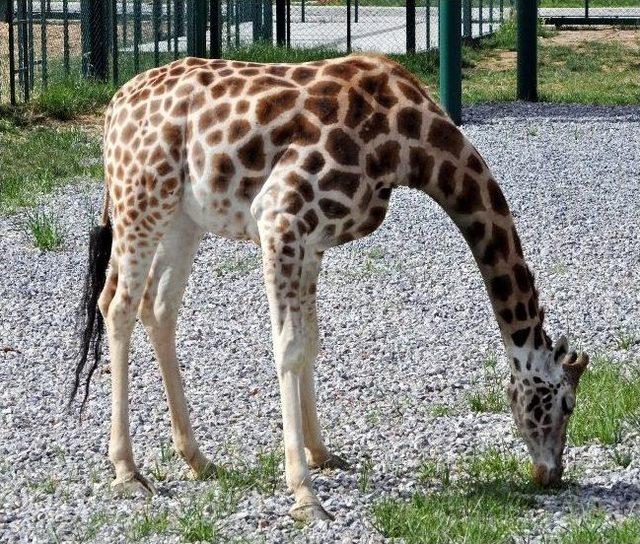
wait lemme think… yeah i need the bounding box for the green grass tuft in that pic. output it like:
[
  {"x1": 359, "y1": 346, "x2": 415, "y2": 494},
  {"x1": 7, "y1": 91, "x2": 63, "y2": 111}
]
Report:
[
  {"x1": 373, "y1": 448, "x2": 546, "y2": 543},
  {"x1": 558, "y1": 511, "x2": 640, "y2": 544},
  {"x1": 467, "y1": 354, "x2": 508, "y2": 414},
  {"x1": 127, "y1": 509, "x2": 169, "y2": 541},
  {"x1": 569, "y1": 357, "x2": 640, "y2": 445},
  {"x1": 36, "y1": 78, "x2": 114, "y2": 121},
  {"x1": 23, "y1": 209, "x2": 64, "y2": 251},
  {"x1": 615, "y1": 330, "x2": 638, "y2": 351}
]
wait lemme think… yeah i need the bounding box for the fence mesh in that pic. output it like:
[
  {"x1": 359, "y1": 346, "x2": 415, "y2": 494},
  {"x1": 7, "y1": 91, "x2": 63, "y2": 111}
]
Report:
[{"x1": 4, "y1": 1, "x2": 636, "y2": 105}]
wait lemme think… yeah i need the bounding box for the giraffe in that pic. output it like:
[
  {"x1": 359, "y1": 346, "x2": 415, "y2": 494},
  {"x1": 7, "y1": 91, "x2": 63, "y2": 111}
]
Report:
[{"x1": 71, "y1": 53, "x2": 589, "y2": 522}]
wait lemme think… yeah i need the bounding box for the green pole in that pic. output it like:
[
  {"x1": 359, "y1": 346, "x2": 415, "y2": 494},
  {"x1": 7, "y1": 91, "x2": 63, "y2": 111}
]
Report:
[
  {"x1": 517, "y1": 0, "x2": 537, "y2": 101},
  {"x1": 190, "y1": 0, "x2": 207, "y2": 57},
  {"x1": 439, "y1": 0, "x2": 461, "y2": 125}
]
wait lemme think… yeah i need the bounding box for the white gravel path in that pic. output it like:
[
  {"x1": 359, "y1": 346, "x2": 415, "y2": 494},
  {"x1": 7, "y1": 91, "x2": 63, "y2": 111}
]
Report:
[{"x1": 1, "y1": 103, "x2": 639, "y2": 543}]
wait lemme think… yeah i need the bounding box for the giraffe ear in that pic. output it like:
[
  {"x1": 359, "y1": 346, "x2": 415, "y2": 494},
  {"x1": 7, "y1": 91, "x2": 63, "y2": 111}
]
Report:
[
  {"x1": 553, "y1": 335, "x2": 568, "y2": 363},
  {"x1": 563, "y1": 352, "x2": 589, "y2": 389}
]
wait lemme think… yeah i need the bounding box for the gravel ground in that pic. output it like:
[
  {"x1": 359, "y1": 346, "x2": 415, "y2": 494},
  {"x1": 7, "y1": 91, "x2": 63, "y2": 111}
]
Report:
[{"x1": 1, "y1": 103, "x2": 639, "y2": 543}]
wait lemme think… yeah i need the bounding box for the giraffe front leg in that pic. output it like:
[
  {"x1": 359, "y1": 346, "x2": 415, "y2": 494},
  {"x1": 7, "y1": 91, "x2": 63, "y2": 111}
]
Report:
[
  {"x1": 298, "y1": 254, "x2": 350, "y2": 472},
  {"x1": 259, "y1": 218, "x2": 333, "y2": 522}
]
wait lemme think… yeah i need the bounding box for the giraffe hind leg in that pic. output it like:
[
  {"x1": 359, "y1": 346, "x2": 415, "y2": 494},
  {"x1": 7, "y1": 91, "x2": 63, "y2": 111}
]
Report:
[
  {"x1": 104, "y1": 199, "x2": 178, "y2": 496},
  {"x1": 138, "y1": 212, "x2": 215, "y2": 479}
]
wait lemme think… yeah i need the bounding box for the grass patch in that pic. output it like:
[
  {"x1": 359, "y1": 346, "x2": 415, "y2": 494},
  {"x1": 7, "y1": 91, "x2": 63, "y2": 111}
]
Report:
[
  {"x1": 35, "y1": 78, "x2": 114, "y2": 121},
  {"x1": 127, "y1": 509, "x2": 170, "y2": 541},
  {"x1": 212, "y1": 450, "x2": 282, "y2": 496},
  {"x1": 81, "y1": 512, "x2": 112, "y2": 542},
  {"x1": 22, "y1": 208, "x2": 64, "y2": 250},
  {"x1": 467, "y1": 353, "x2": 508, "y2": 413},
  {"x1": 213, "y1": 254, "x2": 260, "y2": 277},
  {"x1": 358, "y1": 457, "x2": 375, "y2": 492},
  {"x1": 569, "y1": 356, "x2": 640, "y2": 445},
  {"x1": 373, "y1": 448, "x2": 542, "y2": 543},
  {"x1": 557, "y1": 511, "x2": 640, "y2": 544},
  {"x1": 0, "y1": 122, "x2": 102, "y2": 213},
  {"x1": 615, "y1": 330, "x2": 638, "y2": 350}
]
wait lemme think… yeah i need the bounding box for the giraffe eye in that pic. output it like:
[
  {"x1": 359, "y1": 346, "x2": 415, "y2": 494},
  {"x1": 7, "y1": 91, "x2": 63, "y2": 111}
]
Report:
[{"x1": 561, "y1": 396, "x2": 574, "y2": 415}]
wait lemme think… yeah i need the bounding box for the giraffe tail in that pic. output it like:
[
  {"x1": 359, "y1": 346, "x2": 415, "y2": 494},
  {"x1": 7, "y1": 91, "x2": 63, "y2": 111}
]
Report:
[{"x1": 68, "y1": 184, "x2": 112, "y2": 411}]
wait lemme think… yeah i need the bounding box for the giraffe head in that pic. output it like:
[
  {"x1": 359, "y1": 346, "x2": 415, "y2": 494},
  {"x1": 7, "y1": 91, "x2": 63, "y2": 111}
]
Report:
[{"x1": 506, "y1": 336, "x2": 589, "y2": 487}]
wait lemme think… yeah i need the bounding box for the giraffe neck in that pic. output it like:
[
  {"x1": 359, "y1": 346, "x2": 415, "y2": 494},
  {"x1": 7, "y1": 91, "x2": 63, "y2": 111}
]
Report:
[{"x1": 402, "y1": 116, "x2": 551, "y2": 369}]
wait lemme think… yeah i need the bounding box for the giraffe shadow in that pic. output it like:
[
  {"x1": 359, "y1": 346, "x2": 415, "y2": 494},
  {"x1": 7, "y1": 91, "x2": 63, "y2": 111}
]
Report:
[{"x1": 552, "y1": 480, "x2": 640, "y2": 514}]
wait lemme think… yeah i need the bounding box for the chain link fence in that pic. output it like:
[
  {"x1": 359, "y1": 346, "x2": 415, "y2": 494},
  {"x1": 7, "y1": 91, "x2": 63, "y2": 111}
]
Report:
[
  {"x1": 1, "y1": 0, "x2": 517, "y2": 105},
  {"x1": 539, "y1": 0, "x2": 640, "y2": 25}
]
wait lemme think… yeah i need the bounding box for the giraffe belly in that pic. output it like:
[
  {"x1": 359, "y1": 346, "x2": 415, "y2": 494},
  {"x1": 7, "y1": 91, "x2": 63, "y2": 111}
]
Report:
[{"x1": 182, "y1": 179, "x2": 260, "y2": 243}]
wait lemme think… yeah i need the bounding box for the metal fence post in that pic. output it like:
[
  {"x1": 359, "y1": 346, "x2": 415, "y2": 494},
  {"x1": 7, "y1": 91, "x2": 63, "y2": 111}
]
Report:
[
  {"x1": 286, "y1": 0, "x2": 290, "y2": 48},
  {"x1": 276, "y1": 0, "x2": 285, "y2": 45},
  {"x1": 463, "y1": 0, "x2": 471, "y2": 39},
  {"x1": 84, "y1": 0, "x2": 109, "y2": 80},
  {"x1": 210, "y1": 0, "x2": 220, "y2": 57},
  {"x1": 190, "y1": 0, "x2": 207, "y2": 56},
  {"x1": 263, "y1": 0, "x2": 272, "y2": 41},
  {"x1": 517, "y1": 0, "x2": 537, "y2": 101},
  {"x1": 346, "y1": 0, "x2": 351, "y2": 53},
  {"x1": 252, "y1": 0, "x2": 261, "y2": 42},
  {"x1": 111, "y1": 0, "x2": 119, "y2": 84},
  {"x1": 439, "y1": 0, "x2": 462, "y2": 125},
  {"x1": 406, "y1": 0, "x2": 415, "y2": 54},
  {"x1": 7, "y1": 0, "x2": 16, "y2": 104}
]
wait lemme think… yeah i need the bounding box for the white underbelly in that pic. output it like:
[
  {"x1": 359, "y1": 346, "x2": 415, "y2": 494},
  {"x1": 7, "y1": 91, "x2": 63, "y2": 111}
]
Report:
[{"x1": 182, "y1": 181, "x2": 260, "y2": 243}]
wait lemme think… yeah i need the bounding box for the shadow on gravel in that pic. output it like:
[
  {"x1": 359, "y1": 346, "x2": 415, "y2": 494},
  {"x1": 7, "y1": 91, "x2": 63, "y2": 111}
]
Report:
[
  {"x1": 560, "y1": 480, "x2": 640, "y2": 512},
  {"x1": 463, "y1": 103, "x2": 640, "y2": 125}
]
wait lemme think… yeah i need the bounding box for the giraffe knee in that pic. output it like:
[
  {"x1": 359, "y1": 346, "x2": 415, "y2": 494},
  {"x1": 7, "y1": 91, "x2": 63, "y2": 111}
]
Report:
[
  {"x1": 105, "y1": 291, "x2": 136, "y2": 331},
  {"x1": 276, "y1": 332, "x2": 311, "y2": 376}
]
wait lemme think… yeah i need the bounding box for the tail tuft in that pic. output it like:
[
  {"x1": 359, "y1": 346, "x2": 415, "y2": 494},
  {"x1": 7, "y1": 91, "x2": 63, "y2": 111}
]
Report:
[{"x1": 69, "y1": 220, "x2": 113, "y2": 411}]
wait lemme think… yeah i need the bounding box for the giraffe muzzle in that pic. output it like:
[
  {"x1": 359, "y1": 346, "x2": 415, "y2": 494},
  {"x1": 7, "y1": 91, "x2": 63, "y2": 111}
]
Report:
[{"x1": 532, "y1": 463, "x2": 563, "y2": 487}]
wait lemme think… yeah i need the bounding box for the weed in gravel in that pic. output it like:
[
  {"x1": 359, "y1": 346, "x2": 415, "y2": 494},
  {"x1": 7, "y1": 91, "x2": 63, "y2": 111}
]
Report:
[
  {"x1": 127, "y1": 508, "x2": 170, "y2": 541},
  {"x1": 81, "y1": 512, "x2": 112, "y2": 542},
  {"x1": 206, "y1": 450, "x2": 283, "y2": 497},
  {"x1": 178, "y1": 503, "x2": 219, "y2": 543},
  {"x1": 213, "y1": 254, "x2": 260, "y2": 277},
  {"x1": 610, "y1": 448, "x2": 633, "y2": 469},
  {"x1": 149, "y1": 442, "x2": 177, "y2": 482},
  {"x1": 615, "y1": 330, "x2": 638, "y2": 351},
  {"x1": 362, "y1": 247, "x2": 386, "y2": 275},
  {"x1": 569, "y1": 356, "x2": 640, "y2": 445},
  {"x1": 30, "y1": 475, "x2": 59, "y2": 495},
  {"x1": 467, "y1": 353, "x2": 508, "y2": 414},
  {"x1": 418, "y1": 459, "x2": 451, "y2": 488},
  {"x1": 556, "y1": 510, "x2": 640, "y2": 544},
  {"x1": 22, "y1": 209, "x2": 64, "y2": 250},
  {"x1": 358, "y1": 456, "x2": 374, "y2": 493},
  {"x1": 429, "y1": 404, "x2": 455, "y2": 417}
]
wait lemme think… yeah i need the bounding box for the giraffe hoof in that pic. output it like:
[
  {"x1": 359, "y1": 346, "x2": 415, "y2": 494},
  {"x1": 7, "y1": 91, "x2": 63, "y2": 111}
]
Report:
[
  {"x1": 111, "y1": 471, "x2": 156, "y2": 497},
  {"x1": 191, "y1": 461, "x2": 217, "y2": 481},
  {"x1": 310, "y1": 453, "x2": 351, "y2": 471},
  {"x1": 289, "y1": 502, "x2": 334, "y2": 523}
]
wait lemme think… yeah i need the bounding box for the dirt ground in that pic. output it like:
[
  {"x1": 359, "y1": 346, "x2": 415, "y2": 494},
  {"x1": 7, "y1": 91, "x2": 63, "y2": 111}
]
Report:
[
  {"x1": 478, "y1": 26, "x2": 640, "y2": 71},
  {"x1": 0, "y1": 21, "x2": 82, "y2": 103}
]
